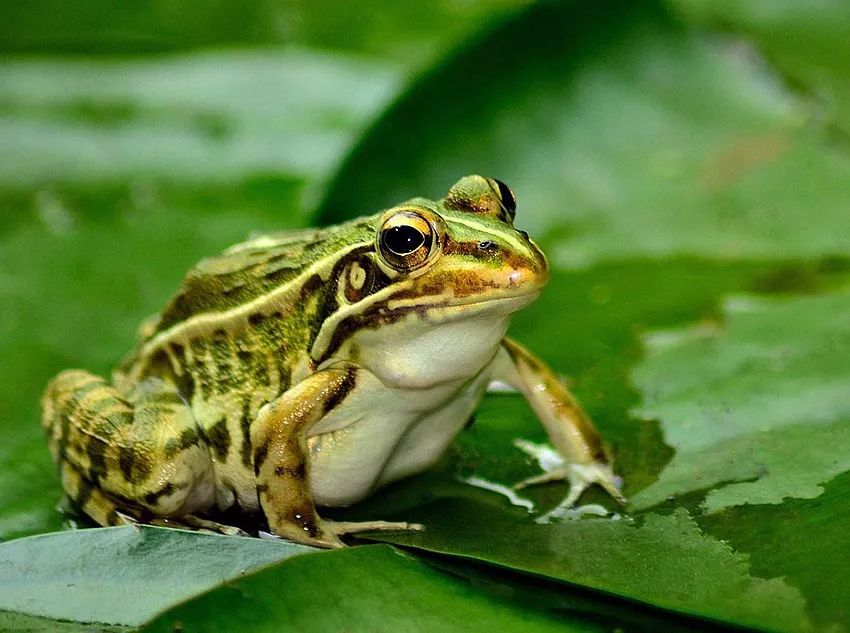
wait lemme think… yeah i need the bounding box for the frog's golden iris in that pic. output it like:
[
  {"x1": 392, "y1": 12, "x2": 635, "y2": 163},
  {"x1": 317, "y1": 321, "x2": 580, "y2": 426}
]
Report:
[
  {"x1": 377, "y1": 211, "x2": 436, "y2": 270},
  {"x1": 41, "y1": 175, "x2": 624, "y2": 548}
]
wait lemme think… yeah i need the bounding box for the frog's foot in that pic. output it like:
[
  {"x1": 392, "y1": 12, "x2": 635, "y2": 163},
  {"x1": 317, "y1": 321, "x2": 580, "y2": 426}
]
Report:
[
  {"x1": 150, "y1": 514, "x2": 250, "y2": 537},
  {"x1": 514, "y1": 461, "x2": 626, "y2": 507},
  {"x1": 324, "y1": 519, "x2": 425, "y2": 537}
]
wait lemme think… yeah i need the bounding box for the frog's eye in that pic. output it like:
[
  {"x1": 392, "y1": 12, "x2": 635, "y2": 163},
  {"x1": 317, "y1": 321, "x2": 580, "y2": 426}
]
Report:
[
  {"x1": 491, "y1": 179, "x2": 516, "y2": 220},
  {"x1": 378, "y1": 211, "x2": 436, "y2": 271}
]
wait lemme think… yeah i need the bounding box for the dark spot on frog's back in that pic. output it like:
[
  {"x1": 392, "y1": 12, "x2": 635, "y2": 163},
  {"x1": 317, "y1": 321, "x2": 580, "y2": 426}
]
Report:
[
  {"x1": 179, "y1": 426, "x2": 200, "y2": 450},
  {"x1": 299, "y1": 273, "x2": 323, "y2": 302},
  {"x1": 165, "y1": 425, "x2": 201, "y2": 458}
]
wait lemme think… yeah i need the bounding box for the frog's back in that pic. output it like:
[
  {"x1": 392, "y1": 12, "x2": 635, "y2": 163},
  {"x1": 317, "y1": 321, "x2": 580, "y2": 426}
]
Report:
[
  {"x1": 154, "y1": 223, "x2": 375, "y2": 334},
  {"x1": 118, "y1": 219, "x2": 377, "y2": 389}
]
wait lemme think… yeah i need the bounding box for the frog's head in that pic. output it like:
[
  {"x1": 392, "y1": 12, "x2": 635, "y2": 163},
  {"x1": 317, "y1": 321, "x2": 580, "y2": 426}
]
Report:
[
  {"x1": 372, "y1": 174, "x2": 549, "y2": 315},
  {"x1": 313, "y1": 176, "x2": 548, "y2": 385}
]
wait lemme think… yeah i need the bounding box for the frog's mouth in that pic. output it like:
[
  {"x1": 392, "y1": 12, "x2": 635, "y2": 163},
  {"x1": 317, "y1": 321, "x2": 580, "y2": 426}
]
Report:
[
  {"x1": 383, "y1": 289, "x2": 542, "y2": 323},
  {"x1": 312, "y1": 286, "x2": 543, "y2": 363}
]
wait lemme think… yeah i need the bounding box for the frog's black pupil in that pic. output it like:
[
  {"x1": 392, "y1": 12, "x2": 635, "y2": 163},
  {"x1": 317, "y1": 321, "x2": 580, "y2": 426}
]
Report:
[
  {"x1": 383, "y1": 225, "x2": 425, "y2": 255},
  {"x1": 493, "y1": 179, "x2": 516, "y2": 213}
]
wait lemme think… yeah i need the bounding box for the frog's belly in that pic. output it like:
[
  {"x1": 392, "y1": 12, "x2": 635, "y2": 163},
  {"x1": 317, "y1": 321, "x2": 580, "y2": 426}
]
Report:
[{"x1": 307, "y1": 369, "x2": 490, "y2": 507}]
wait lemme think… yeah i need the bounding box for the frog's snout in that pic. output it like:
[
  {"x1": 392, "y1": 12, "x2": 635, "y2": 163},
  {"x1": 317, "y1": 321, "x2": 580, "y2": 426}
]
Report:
[{"x1": 508, "y1": 234, "x2": 549, "y2": 292}]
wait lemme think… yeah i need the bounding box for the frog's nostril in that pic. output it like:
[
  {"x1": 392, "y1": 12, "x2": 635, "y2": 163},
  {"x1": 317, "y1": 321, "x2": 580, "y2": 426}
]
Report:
[{"x1": 478, "y1": 240, "x2": 495, "y2": 250}]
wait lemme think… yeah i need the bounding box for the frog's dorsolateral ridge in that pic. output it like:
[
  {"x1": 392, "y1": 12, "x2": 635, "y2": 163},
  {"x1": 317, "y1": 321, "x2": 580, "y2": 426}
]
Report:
[{"x1": 41, "y1": 175, "x2": 624, "y2": 548}]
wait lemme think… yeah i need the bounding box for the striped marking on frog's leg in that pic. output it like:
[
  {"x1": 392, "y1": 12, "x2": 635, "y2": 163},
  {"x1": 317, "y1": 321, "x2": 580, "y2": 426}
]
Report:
[
  {"x1": 41, "y1": 370, "x2": 216, "y2": 524},
  {"x1": 251, "y1": 367, "x2": 356, "y2": 549},
  {"x1": 59, "y1": 459, "x2": 139, "y2": 527}
]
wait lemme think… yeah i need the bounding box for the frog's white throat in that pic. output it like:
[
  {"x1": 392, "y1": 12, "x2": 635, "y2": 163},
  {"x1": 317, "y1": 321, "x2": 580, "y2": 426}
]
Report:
[{"x1": 345, "y1": 311, "x2": 513, "y2": 390}]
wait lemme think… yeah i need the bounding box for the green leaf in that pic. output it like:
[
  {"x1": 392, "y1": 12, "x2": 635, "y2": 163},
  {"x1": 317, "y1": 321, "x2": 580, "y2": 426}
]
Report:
[
  {"x1": 0, "y1": 51, "x2": 400, "y2": 189},
  {"x1": 700, "y1": 470, "x2": 850, "y2": 633},
  {"x1": 631, "y1": 290, "x2": 850, "y2": 512},
  {"x1": 671, "y1": 0, "x2": 850, "y2": 134},
  {"x1": 0, "y1": 526, "x2": 310, "y2": 628},
  {"x1": 370, "y1": 504, "x2": 809, "y2": 632},
  {"x1": 0, "y1": 0, "x2": 530, "y2": 65},
  {"x1": 142, "y1": 543, "x2": 599, "y2": 633},
  {"x1": 317, "y1": 0, "x2": 850, "y2": 265}
]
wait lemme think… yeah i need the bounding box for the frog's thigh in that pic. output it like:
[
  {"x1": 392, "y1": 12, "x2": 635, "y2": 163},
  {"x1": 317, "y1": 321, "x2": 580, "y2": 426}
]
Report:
[{"x1": 42, "y1": 370, "x2": 215, "y2": 524}]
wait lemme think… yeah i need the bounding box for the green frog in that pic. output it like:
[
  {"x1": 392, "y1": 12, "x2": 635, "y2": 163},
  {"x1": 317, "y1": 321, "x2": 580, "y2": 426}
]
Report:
[{"x1": 41, "y1": 176, "x2": 624, "y2": 548}]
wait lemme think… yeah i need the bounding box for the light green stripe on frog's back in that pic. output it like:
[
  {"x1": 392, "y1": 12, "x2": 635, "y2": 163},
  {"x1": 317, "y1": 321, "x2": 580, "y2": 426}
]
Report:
[
  {"x1": 152, "y1": 217, "x2": 379, "y2": 334},
  {"x1": 127, "y1": 239, "x2": 376, "y2": 379},
  {"x1": 118, "y1": 221, "x2": 379, "y2": 388}
]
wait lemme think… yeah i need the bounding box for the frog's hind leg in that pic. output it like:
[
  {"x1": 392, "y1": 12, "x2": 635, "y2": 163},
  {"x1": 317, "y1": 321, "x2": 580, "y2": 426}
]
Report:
[
  {"x1": 57, "y1": 458, "x2": 140, "y2": 527},
  {"x1": 41, "y1": 370, "x2": 216, "y2": 526}
]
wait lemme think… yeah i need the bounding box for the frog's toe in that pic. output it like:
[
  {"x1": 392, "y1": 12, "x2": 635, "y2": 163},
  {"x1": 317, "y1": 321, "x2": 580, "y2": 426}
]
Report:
[
  {"x1": 152, "y1": 514, "x2": 250, "y2": 536},
  {"x1": 266, "y1": 524, "x2": 347, "y2": 549},
  {"x1": 513, "y1": 470, "x2": 566, "y2": 490},
  {"x1": 325, "y1": 519, "x2": 424, "y2": 536},
  {"x1": 514, "y1": 461, "x2": 626, "y2": 507}
]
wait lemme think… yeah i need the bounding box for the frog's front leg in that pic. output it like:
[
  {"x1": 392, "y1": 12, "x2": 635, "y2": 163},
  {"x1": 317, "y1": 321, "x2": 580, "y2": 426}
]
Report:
[
  {"x1": 490, "y1": 338, "x2": 625, "y2": 508},
  {"x1": 251, "y1": 367, "x2": 420, "y2": 549}
]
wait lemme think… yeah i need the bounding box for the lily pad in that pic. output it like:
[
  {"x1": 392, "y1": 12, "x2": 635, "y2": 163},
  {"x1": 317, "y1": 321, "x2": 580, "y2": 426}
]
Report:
[
  {"x1": 143, "y1": 543, "x2": 601, "y2": 633},
  {"x1": 631, "y1": 290, "x2": 850, "y2": 512},
  {"x1": 0, "y1": 526, "x2": 310, "y2": 628},
  {"x1": 0, "y1": 50, "x2": 400, "y2": 189},
  {"x1": 700, "y1": 470, "x2": 850, "y2": 632},
  {"x1": 370, "y1": 503, "x2": 809, "y2": 632},
  {"x1": 0, "y1": 0, "x2": 530, "y2": 65},
  {"x1": 671, "y1": 0, "x2": 850, "y2": 134}
]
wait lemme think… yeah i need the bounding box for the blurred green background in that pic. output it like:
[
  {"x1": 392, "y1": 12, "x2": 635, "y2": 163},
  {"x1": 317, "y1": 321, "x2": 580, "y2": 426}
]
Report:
[{"x1": 2, "y1": 1, "x2": 850, "y2": 631}]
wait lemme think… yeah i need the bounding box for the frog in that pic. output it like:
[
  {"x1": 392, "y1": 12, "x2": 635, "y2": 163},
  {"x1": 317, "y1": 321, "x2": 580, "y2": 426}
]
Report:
[{"x1": 41, "y1": 175, "x2": 624, "y2": 549}]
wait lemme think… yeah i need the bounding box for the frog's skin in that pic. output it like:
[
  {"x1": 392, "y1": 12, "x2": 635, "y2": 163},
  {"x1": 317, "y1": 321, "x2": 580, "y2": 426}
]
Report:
[{"x1": 41, "y1": 176, "x2": 624, "y2": 548}]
